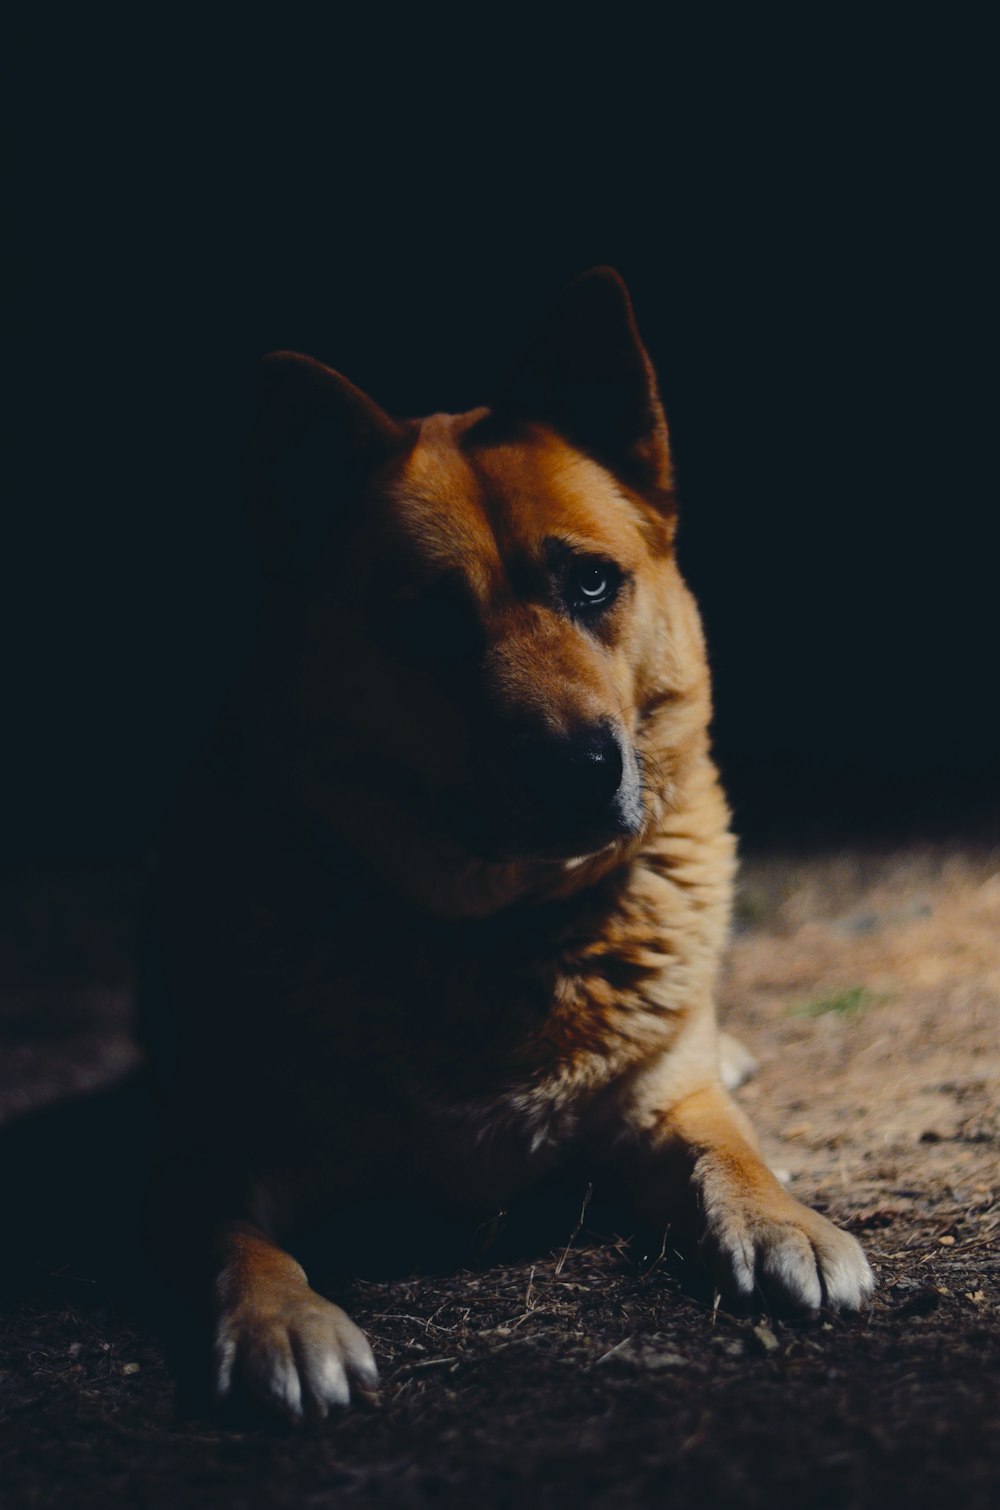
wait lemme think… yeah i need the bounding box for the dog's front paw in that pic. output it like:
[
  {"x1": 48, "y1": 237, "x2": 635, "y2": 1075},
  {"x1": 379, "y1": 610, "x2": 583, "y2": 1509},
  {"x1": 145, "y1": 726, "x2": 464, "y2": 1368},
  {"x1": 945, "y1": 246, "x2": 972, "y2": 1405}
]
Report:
[
  {"x1": 697, "y1": 1167, "x2": 875, "y2": 1314},
  {"x1": 213, "y1": 1286, "x2": 379, "y2": 1420}
]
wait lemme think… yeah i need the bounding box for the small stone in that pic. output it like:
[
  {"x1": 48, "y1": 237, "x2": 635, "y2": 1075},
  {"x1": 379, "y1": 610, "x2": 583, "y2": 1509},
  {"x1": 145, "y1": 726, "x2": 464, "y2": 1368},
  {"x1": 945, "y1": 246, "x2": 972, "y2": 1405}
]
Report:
[
  {"x1": 596, "y1": 1336, "x2": 685, "y2": 1370},
  {"x1": 121, "y1": 1362, "x2": 141, "y2": 1376},
  {"x1": 752, "y1": 1323, "x2": 780, "y2": 1354},
  {"x1": 645, "y1": 1349, "x2": 686, "y2": 1371}
]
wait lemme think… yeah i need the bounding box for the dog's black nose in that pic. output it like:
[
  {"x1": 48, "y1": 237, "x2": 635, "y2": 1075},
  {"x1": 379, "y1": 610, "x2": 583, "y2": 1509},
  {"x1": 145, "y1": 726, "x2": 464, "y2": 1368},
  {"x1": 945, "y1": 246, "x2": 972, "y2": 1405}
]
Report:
[{"x1": 509, "y1": 725, "x2": 624, "y2": 818}]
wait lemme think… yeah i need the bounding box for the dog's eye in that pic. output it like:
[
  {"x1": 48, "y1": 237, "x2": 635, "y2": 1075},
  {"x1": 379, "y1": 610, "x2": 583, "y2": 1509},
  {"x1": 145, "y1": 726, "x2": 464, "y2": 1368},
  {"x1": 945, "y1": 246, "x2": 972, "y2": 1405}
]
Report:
[
  {"x1": 565, "y1": 557, "x2": 621, "y2": 614},
  {"x1": 577, "y1": 565, "x2": 609, "y2": 600}
]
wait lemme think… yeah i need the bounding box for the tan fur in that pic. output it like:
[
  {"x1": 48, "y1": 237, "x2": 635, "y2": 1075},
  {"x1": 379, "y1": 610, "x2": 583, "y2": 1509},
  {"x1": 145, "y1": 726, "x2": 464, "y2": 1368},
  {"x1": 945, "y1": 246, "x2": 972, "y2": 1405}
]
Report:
[{"x1": 150, "y1": 268, "x2": 873, "y2": 1421}]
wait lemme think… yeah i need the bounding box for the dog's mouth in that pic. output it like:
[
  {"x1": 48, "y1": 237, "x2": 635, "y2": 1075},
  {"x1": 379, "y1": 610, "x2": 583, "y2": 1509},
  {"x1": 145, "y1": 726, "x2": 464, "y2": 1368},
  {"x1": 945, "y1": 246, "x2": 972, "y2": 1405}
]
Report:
[
  {"x1": 433, "y1": 800, "x2": 610, "y2": 862},
  {"x1": 302, "y1": 731, "x2": 645, "y2": 866},
  {"x1": 430, "y1": 775, "x2": 645, "y2": 866}
]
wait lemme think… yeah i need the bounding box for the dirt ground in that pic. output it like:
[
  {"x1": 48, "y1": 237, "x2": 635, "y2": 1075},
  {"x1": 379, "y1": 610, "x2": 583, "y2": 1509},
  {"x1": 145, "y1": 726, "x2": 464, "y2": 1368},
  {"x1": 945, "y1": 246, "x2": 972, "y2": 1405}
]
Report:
[{"x1": 1, "y1": 843, "x2": 997, "y2": 1508}]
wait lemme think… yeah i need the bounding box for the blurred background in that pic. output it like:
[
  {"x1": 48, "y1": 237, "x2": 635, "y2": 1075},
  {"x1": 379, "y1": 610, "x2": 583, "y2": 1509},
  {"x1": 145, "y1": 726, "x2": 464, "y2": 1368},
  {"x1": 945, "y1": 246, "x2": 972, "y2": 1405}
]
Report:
[{"x1": 5, "y1": 14, "x2": 995, "y2": 865}]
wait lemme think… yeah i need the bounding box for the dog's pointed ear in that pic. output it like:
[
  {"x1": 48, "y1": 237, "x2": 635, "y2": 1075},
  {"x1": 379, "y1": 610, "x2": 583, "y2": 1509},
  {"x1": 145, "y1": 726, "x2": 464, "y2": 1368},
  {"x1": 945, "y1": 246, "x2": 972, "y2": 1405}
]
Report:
[
  {"x1": 496, "y1": 267, "x2": 672, "y2": 501},
  {"x1": 245, "y1": 351, "x2": 407, "y2": 570}
]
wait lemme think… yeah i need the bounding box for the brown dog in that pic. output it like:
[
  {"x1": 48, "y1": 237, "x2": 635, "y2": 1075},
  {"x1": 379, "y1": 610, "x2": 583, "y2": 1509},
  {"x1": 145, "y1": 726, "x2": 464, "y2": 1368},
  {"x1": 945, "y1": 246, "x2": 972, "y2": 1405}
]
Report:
[{"x1": 148, "y1": 268, "x2": 874, "y2": 1421}]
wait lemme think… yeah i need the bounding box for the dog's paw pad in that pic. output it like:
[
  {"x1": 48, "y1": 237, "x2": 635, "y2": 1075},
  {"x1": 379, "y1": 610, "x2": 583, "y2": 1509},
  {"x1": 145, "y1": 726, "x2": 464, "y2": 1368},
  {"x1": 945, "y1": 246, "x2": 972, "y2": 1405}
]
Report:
[{"x1": 213, "y1": 1291, "x2": 379, "y2": 1420}]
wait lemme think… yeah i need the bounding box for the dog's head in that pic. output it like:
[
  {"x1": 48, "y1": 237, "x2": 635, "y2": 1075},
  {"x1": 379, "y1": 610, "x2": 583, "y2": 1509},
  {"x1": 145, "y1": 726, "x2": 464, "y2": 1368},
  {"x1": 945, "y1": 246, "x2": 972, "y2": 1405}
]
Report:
[{"x1": 247, "y1": 269, "x2": 713, "y2": 915}]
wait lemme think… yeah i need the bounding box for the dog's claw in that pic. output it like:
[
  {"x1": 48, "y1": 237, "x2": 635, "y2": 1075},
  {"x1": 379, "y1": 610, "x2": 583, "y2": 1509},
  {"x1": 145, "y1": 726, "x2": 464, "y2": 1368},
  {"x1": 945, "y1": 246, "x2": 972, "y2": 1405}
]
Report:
[
  {"x1": 213, "y1": 1290, "x2": 378, "y2": 1420},
  {"x1": 696, "y1": 1157, "x2": 876, "y2": 1314}
]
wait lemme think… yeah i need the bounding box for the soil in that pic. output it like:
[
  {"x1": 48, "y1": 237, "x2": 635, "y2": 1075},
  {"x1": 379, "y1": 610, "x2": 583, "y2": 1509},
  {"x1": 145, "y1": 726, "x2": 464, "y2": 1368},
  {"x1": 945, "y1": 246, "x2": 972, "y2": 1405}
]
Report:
[{"x1": 1, "y1": 844, "x2": 997, "y2": 1508}]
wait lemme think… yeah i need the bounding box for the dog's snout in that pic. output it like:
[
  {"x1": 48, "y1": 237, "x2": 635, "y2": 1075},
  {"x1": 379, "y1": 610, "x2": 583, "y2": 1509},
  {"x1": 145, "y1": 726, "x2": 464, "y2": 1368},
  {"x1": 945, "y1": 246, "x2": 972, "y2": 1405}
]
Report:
[{"x1": 509, "y1": 724, "x2": 624, "y2": 818}]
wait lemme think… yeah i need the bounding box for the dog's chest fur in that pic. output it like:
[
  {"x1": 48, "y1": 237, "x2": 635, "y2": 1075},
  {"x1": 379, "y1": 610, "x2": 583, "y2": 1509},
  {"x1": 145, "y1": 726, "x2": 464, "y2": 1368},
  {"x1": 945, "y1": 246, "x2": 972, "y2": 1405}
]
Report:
[{"x1": 226, "y1": 778, "x2": 734, "y2": 1210}]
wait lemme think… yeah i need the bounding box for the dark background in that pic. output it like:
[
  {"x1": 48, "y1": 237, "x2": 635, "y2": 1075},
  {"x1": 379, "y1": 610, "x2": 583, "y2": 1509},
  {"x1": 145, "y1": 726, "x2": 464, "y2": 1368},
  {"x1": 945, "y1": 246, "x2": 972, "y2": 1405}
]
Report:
[{"x1": 6, "y1": 17, "x2": 995, "y2": 864}]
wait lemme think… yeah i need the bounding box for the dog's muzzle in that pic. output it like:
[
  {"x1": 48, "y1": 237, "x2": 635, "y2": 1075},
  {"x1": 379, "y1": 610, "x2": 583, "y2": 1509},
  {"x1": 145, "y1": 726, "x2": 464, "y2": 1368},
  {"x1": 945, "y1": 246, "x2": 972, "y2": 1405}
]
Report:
[{"x1": 486, "y1": 719, "x2": 643, "y2": 857}]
